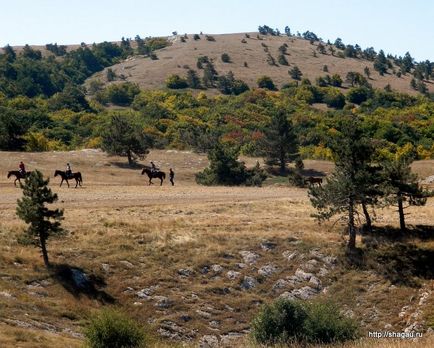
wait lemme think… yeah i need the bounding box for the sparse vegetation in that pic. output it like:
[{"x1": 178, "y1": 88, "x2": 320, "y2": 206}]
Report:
[
  {"x1": 221, "y1": 53, "x2": 231, "y2": 63},
  {"x1": 257, "y1": 75, "x2": 277, "y2": 90}
]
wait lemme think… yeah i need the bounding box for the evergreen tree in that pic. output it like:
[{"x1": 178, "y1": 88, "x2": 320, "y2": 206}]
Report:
[
  {"x1": 401, "y1": 52, "x2": 414, "y2": 73},
  {"x1": 278, "y1": 54, "x2": 288, "y2": 66},
  {"x1": 186, "y1": 69, "x2": 202, "y2": 89},
  {"x1": 374, "y1": 50, "x2": 388, "y2": 75},
  {"x1": 16, "y1": 170, "x2": 64, "y2": 267},
  {"x1": 261, "y1": 109, "x2": 298, "y2": 174},
  {"x1": 309, "y1": 117, "x2": 376, "y2": 249},
  {"x1": 202, "y1": 62, "x2": 218, "y2": 87},
  {"x1": 364, "y1": 66, "x2": 371, "y2": 79},
  {"x1": 101, "y1": 113, "x2": 152, "y2": 166},
  {"x1": 284, "y1": 26, "x2": 291, "y2": 36},
  {"x1": 257, "y1": 76, "x2": 277, "y2": 90},
  {"x1": 289, "y1": 66, "x2": 303, "y2": 80}
]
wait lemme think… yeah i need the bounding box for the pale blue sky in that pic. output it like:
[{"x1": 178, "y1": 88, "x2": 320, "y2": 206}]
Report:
[{"x1": 0, "y1": 0, "x2": 433, "y2": 61}]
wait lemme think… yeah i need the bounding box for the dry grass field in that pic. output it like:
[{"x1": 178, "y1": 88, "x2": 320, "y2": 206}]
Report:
[
  {"x1": 0, "y1": 149, "x2": 433, "y2": 347},
  {"x1": 86, "y1": 33, "x2": 433, "y2": 95}
]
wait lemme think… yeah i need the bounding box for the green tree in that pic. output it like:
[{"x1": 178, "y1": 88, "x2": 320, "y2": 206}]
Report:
[
  {"x1": 278, "y1": 54, "x2": 288, "y2": 66},
  {"x1": 261, "y1": 109, "x2": 298, "y2": 174},
  {"x1": 221, "y1": 53, "x2": 231, "y2": 63},
  {"x1": 16, "y1": 170, "x2": 64, "y2": 268},
  {"x1": 364, "y1": 66, "x2": 371, "y2": 79},
  {"x1": 257, "y1": 75, "x2": 277, "y2": 90},
  {"x1": 165, "y1": 74, "x2": 188, "y2": 89},
  {"x1": 383, "y1": 154, "x2": 428, "y2": 231},
  {"x1": 309, "y1": 117, "x2": 375, "y2": 249},
  {"x1": 202, "y1": 62, "x2": 218, "y2": 87},
  {"x1": 289, "y1": 66, "x2": 303, "y2": 80},
  {"x1": 374, "y1": 50, "x2": 388, "y2": 75},
  {"x1": 186, "y1": 69, "x2": 202, "y2": 89},
  {"x1": 101, "y1": 113, "x2": 152, "y2": 166},
  {"x1": 195, "y1": 142, "x2": 247, "y2": 186}
]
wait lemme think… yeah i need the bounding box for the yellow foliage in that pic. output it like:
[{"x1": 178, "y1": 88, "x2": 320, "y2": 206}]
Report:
[
  {"x1": 86, "y1": 137, "x2": 102, "y2": 149},
  {"x1": 23, "y1": 132, "x2": 49, "y2": 152}
]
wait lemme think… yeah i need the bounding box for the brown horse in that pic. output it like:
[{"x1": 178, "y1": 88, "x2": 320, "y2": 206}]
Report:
[
  {"x1": 7, "y1": 170, "x2": 33, "y2": 186},
  {"x1": 54, "y1": 170, "x2": 83, "y2": 188},
  {"x1": 141, "y1": 168, "x2": 166, "y2": 186},
  {"x1": 304, "y1": 176, "x2": 323, "y2": 187}
]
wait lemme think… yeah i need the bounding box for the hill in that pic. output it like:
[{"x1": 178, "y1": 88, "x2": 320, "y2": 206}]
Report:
[
  {"x1": 86, "y1": 32, "x2": 433, "y2": 95},
  {"x1": 0, "y1": 150, "x2": 433, "y2": 347}
]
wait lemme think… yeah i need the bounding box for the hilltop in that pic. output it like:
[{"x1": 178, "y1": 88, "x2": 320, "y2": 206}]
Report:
[{"x1": 86, "y1": 32, "x2": 432, "y2": 95}]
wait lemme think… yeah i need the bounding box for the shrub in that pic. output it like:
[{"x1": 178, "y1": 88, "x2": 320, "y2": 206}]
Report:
[
  {"x1": 278, "y1": 54, "x2": 288, "y2": 65},
  {"x1": 165, "y1": 74, "x2": 188, "y2": 89},
  {"x1": 346, "y1": 86, "x2": 371, "y2": 104},
  {"x1": 266, "y1": 54, "x2": 276, "y2": 66},
  {"x1": 251, "y1": 299, "x2": 307, "y2": 344},
  {"x1": 245, "y1": 162, "x2": 267, "y2": 187},
  {"x1": 289, "y1": 66, "x2": 302, "y2": 80},
  {"x1": 323, "y1": 88, "x2": 345, "y2": 108},
  {"x1": 257, "y1": 76, "x2": 277, "y2": 90},
  {"x1": 221, "y1": 53, "x2": 231, "y2": 63},
  {"x1": 251, "y1": 299, "x2": 359, "y2": 345},
  {"x1": 205, "y1": 35, "x2": 215, "y2": 41},
  {"x1": 85, "y1": 309, "x2": 148, "y2": 348},
  {"x1": 303, "y1": 301, "x2": 359, "y2": 344},
  {"x1": 193, "y1": 34, "x2": 200, "y2": 40}
]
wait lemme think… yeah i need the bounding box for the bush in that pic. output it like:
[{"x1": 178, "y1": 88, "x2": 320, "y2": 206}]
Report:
[
  {"x1": 303, "y1": 301, "x2": 359, "y2": 344},
  {"x1": 85, "y1": 309, "x2": 148, "y2": 348},
  {"x1": 205, "y1": 35, "x2": 215, "y2": 41},
  {"x1": 251, "y1": 299, "x2": 359, "y2": 345},
  {"x1": 193, "y1": 34, "x2": 200, "y2": 40},
  {"x1": 257, "y1": 76, "x2": 277, "y2": 90},
  {"x1": 245, "y1": 162, "x2": 267, "y2": 187},
  {"x1": 278, "y1": 54, "x2": 288, "y2": 65},
  {"x1": 323, "y1": 88, "x2": 345, "y2": 108},
  {"x1": 165, "y1": 74, "x2": 188, "y2": 89},
  {"x1": 346, "y1": 86, "x2": 371, "y2": 104},
  {"x1": 251, "y1": 299, "x2": 307, "y2": 344},
  {"x1": 221, "y1": 53, "x2": 231, "y2": 63}
]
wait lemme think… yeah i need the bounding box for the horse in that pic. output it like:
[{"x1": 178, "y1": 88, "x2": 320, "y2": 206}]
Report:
[
  {"x1": 304, "y1": 176, "x2": 323, "y2": 187},
  {"x1": 141, "y1": 168, "x2": 166, "y2": 186},
  {"x1": 54, "y1": 170, "x2": 83, "y2": 188},
  {"x1": 7, "y1": 171, "x2": 33, "y2": 187}
]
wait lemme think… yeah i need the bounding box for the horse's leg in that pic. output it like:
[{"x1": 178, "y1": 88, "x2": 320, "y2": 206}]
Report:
[
  {"x1": 149, "y1": 178, "x2": 152, "y2": 185},
  {"x1": 66, "y1": 179, "x2": 70, "y2": 188},
  {"x1": 14, "y1": 178, "x2": 18, "y2": 187},
  {"x1": 160, "y1": 177, "x2": 163, "y2": 186},
  {"x1": 75, "y1": 179, "x2": 78, "y2": 188},
  {"x1": 60, "y1": 178, "x2": 63, "y2": 187}
]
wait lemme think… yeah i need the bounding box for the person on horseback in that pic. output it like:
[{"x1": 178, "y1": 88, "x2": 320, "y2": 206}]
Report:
[
  {"x1": 66, "y1": 163, "x2": 72, "y2": 179},
  {"x1": 19, "y1": 161, "x2": 26, "y2": 176},
  {"x1": 150, "y1": 161, "x2": 158, "y2": 174},
  {"x1": 169, "y1": 168, "x2": 175, "y2": 186}
]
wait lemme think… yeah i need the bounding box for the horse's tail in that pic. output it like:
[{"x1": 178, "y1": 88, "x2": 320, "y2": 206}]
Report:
[
  {"x1": 162, "y1": 172, "x2": 166, "y2": 179},
  {"x1": 78, "y1": 172, "x2": 83, "y2": 183},
  {"x1": 7, "y1": 171, "x2": 11, "y2": 179}
]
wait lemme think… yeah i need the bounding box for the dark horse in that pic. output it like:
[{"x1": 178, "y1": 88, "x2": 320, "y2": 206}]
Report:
[
  {"x1": 7, "y1": 171, "x2": 33, "y2": 186},
  {"x1": 141, "y1": 168, "x2": 166, "y2": 186},
  {"x1": 54, "y1": 170, "x2": 83, "y2": 188},
  {"x1": 304, "y1": 176, "x2": 323, "y2": 187}
]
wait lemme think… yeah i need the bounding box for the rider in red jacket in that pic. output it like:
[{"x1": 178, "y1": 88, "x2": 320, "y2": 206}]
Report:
[{"x1": 19, "y1": 161, "x2": 26, "y2": 174}]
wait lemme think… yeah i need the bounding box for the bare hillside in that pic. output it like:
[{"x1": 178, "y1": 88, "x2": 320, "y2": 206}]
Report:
[{"x1": 86, "y1": 33, "x2": 432, "y2": 95}]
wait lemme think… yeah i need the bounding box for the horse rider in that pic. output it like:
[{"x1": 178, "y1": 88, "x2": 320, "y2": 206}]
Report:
[
  {"x1": 150, "y1": 161, "x2": 158, "y2": 173},
  {"x1": 19, "y1": 161, "x2": 26, "y2": 175},
  {"x1": 169, "y1": 168, "x2": 175, "y2": 186},
  {"x1": 66, "y1": 163, "x2": 72, "y2": 178}
]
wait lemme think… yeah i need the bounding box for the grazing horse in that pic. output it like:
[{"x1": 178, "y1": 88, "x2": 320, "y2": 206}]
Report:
[
  {"x1": 304, "y1": 176, "x2": 323, "y2": 187},
  {"x1": 54, "y1": 170, "x2": 83, "y2": 188},
  {"x1": 141, "y1": 168, "x2": 166, "y2": 186},
  {"x1": 7, "y1": 171, "x2": 33, "y2": 187}
]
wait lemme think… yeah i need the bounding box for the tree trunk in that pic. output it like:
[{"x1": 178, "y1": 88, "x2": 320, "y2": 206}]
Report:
[
  {"x1": 127, "y1": 150, "x2": 133, "y2": 167},
  {"x1": 40, "y1": 235, "x2": 50, "y2": 268},
  {"x1": 397, "y1": 192, "x2": 406, "y2": 231},
  {"x1": 348, "y1": 197, "x2": 356, "y2": 250},
  {"x1": 361, "y1": 201, "x2": 372, "y2": 232},
  {"x1": 279, "y1": 149, "x2": 286, "y2": 175}
]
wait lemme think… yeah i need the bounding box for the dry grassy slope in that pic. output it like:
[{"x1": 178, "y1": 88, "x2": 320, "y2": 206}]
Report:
[
  {"x1": 86, "y1": 33, "x2": 432, "y2": 95},
  {"x1": 0, "y1": 150, "x2": 433, "y2": 348}
]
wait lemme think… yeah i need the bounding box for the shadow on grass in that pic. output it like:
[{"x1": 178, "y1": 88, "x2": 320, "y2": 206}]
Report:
[
  {"x1": 343, "y1": 225, "x2": 434, "y2": 286},
  {"x1": 266, "y1": 167, "x2": 326, "y2": 178},
  {"x1": 51, "y1": 264, "x2": 115, "y2": 303},
  {"x1": 109, "y1": 161, "x2": 145, "y2": 170}
]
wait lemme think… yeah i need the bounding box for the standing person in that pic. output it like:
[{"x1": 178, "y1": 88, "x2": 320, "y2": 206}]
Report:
[
  {"x1": 66, "y1": 163, "x2": 72, "y2": 178},
  {"x1": 169, "y1": 168, "x2": 175, "y2": 186},
  {"x1": 19, "y1": 161, "x2": 26, "y2": 175}
]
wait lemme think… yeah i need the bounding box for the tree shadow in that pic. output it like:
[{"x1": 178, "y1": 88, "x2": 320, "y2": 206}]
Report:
[
  {"x1": 362, "y1": 225, "x2": 434, "y2": 243},
  {"x1": 109, "y1": 161, "x2": 145, "y2": 170},
  {"x1": 51, "y1": 264, "x2": 115, "y2": 303},
  {"x1": 266, "y1": 167, "x2": 326, "y2": 177},
  {"x1": 300, "y1": 168, "x2": 326, "y2": 177}
]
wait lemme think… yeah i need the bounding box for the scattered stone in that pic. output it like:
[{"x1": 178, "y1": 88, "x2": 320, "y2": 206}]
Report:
[
  {"x1": 137, "y1": 286, "x2": 158, "y2": 299},
  {"x1": 220, "y1": 332, "x2": 244, "y2": 346},
  {"x1": 309, "y1": 276, "x2": 322, "y2": 289},
  {"x1": 291, "y1": 286, "x2": 318, "y2": 299},
  {"x1": 384, "y1": 323, "x2": 392, "y2": 329},
  {"x1": 0, "y1": 291, "x2": 15, "y2": 299},
  {"x1": 211, "y1": 264, "x2": 223, "y2": 274},
  {"x1": 273, "y1": 279, "x2": 289, "y2": 291},
  {"x1": 418, "y1": 291, "x2": 430, "y2": 306},
  {"x1": 236, "y1": 263, "x2": 247, "y2": 269},
  {"x1": 180, "y1": 315, "x2": 192, "y2": 322},
  {"x1": 154, "y1": 296, "x2": 173, "y2": 308},
  {"x1": 100, "y1": 263, "x2": 110, "y2": 272},
  {"x1": 123, "y1": 287, "x2": 134, "y2": 294},
  {"x1": 133, "y1": 302, "x2": 143, "y2": 306},
  {"x1": 239, "y1": 251, "x2": 260, "y2": 264},
  {"x1": 260, "y1": 240, "x2": 277, "y2": 251},
  {"x1": 241, "y1": 276, "x2": 257, "y2": 290},
  {"x1": 226, "y1": 271, "x2": 241, "y2": 280},
  {"x1": 280, "y1": 291, "x2": 296, "y2": 301},
  {"x1": 200, "y1": 266, "x2": 210, "y2": 274},
  {"x1": 178, "y1": 268, "x2": 195, "y2": 277},
  {"x1": 282, "y1": 250, "x2": 298, "y2": 261},
  {"x1": 199, "y1": 335, "x2": 219, "y2": 348},
  {"x1": 209, "y1": 320, "x2": 220, "y2": 328},
  {"x1": 318, "y1": 267, "x2": 329, "y2": 277},
  {"x1": 196, "y1": 309, "x2": 212, "y2": 318},
  {"x1": 295, "y1": 268, "x2": 315, "y2": 282},
  {"x1": 303, "y1": 259, "x2": 319, "y2": 271},
  {"x1": 119, "y1": 260, "x2": 134, "y2": 269},
  {"x1": 258, "y1": 264, "x2": 278, "y2": 277},
  {"x1": 342, "y1": 309, "x2": 355, "y2": 318},
  {"x1": 70, "y1": 268, "x2": 90, "y2": 290}
]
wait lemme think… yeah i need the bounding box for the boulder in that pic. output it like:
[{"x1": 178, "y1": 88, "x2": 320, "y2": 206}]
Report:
[
  {"x1": 239, "y1": 251, "x2": 259, "y2": 264},
  {"x1": 241, "y1": 276, "x2": 257, "y2": 290}
]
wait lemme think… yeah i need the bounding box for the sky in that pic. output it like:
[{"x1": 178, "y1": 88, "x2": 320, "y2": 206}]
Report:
[{"x1": 0, "y1": 0, "x2": 433, "y2": 61}]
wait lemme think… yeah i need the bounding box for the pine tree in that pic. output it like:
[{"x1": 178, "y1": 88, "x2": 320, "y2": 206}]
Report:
[
  {"x1": 16, "y1": 170, "x2": 64, "y2": 267},
  {"x1": 261, "y1": 109, "x2": 298, "y2": 175},
  {"x1": 289, "y1": 66, "x2": 302, "y2": 80},
  {"x1": 186, "y1": 69, "x2": 202, "y2": 89},
  {"x1": 364, "y1": 66, "x2": 371, "y2": 79},
  {"x1": 374, "y1": 50, "x2": 388, "y2": 75}
]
